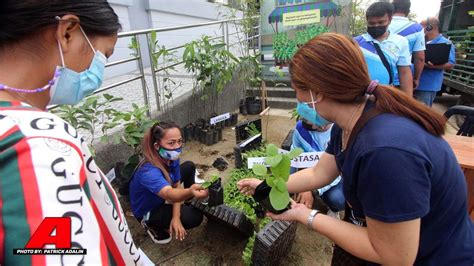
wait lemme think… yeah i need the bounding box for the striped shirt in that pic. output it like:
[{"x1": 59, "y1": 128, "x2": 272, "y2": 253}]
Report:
[
  {"x1": 0, "y1": 101, "x2": 152, "y2": 265},
  {"x1": 355, "y1": 33, "x2": 411, "y2": 86},
  {"x1": 389, "y1": 16, "x2": 426, "y2": 83},
  {"x1": 389, "y1": 16, "x2": 426, "y2": 54}
]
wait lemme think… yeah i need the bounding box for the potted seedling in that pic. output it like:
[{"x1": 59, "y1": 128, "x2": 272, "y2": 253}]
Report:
[
  {"x1": 252, "y1": 144, "x2": 303, "y2": 213},
  {"x1": 202, "y1": 173, "x2": 224, "y2": 207}
]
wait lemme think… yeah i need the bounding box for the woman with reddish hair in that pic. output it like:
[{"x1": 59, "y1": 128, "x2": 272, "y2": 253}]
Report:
[{"x1": 238, "y1": 33, "x2": 473, "y2": 265}]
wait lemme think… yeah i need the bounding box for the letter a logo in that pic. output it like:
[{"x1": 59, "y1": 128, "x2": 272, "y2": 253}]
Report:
[{"x1": 25, "y1": 217, "x2": 71, "y2": 248}]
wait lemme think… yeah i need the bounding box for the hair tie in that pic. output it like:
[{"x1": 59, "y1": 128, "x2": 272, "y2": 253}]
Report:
[{"x1": 367, "y1": 80, "x2": 379, "y2": 94}]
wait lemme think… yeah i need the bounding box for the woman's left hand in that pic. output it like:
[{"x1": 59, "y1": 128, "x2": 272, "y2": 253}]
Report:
[
  {"x1": 169, "y1": 218, "x2": 187, "y2": 241},
  {"x1": 266, "y1": 199, "x2": 312, "y2": 224}
]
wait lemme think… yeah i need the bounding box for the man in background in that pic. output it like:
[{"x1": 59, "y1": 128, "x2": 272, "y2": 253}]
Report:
[
  {"x1": 354, "y1": 2, "x2": 413, "y2": 95},
  {"x1": 389, "y1": 0, "x2": 425, "y2": 89},
  {"x1": 416, "y1": 17, "x2": 455, "y2": 106}
]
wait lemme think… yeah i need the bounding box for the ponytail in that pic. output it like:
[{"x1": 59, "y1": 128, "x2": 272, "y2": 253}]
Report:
[
  {"x1": 290, "y1": 33, "x2": 446, "y2": 137},
  {"x1": 372, "y1": 85, "x2": 446, "y2": 136},
  {"x1": 140, "y1": 125, "x2": 172, "y2": 185}
]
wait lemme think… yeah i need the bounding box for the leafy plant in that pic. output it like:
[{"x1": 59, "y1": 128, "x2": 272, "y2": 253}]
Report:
[
  {"x1": 242, "y1": 232, "x2": 255, "y2": 265},
  {"x1": 147, "y1": 31, "x2": 183, "y2": 114},
  {"x1": 289, "y1": 108, "x2": 299, "y2": 121},
  {"x1": 128, "y1": 36, "x2": 139, "y2": 57},
  {"x1": 252, "y1": 144, "x2": 303, "y2": 210},
  {"x1": 52, "y1": 94, "x2": 123, "y2": 154},
  {"x1": 202, "y1": 173, "x2": 220, "y2": 189},
  {"x1": 183, "y1": 36, "x2": 240, "y2": 106},
  {"x1": 245, "y1": 123, "x2": 260, "y2": 137},
  {"x1": 110, "y1": 104, "x2": 158, "y2": 177}
]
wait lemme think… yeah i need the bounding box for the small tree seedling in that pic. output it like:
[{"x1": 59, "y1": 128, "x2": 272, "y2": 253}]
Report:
[
  {"x1": 201, "y1": 173, "x2": 220, "y2": 189},
  {"x1": 252, "y1": 144, "x2": 303, "y2": 210}
]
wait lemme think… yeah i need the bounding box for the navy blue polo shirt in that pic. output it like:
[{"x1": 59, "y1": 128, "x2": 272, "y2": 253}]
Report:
[
  {"x1": 326, "y1": 106, "x2": 474, "y2": 265},
  {"x1": 129, "y1": 160, "x2": 181, "y2": 219}
]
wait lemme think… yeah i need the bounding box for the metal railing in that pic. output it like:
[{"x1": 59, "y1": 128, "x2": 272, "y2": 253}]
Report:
[
  {"x1": 444, "y1": 29, "x2": 474, "y2": 95},
  {"x1": 81, "y1": 17, "x2": 260, "y2": 116}
]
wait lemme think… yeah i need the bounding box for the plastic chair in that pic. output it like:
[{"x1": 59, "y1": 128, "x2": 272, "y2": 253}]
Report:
[{"x1": 444, "y1": 105, "x2": 474, "y2": 137}]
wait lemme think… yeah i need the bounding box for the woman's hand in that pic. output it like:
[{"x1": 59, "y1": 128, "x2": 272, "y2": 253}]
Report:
[
  {"x1": 266, "y1": 199, "x2": 312, "y2": 224},
  {"x1": 190, "y1": 184, "x2": 208, "y2": 199},
  {"x1": 296, "y1": 191, "x2": 314, "y2": 209},
  {"x1": 169, "y1": 218, "x2": 186, "y2": 241},
  {"x1": 237, "y1": 178, "x2": 263, "y2": 196}
]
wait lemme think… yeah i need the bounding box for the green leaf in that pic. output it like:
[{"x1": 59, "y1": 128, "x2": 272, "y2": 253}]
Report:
[
  {"x1": 287, "y1": 147, "x2": 303, "y2": 159},
  {"x1": 252, "y1": 164, "x2": 267, "y2": 176},
  {"x1": 266, "y1": 144, "x2": 278, "y2": 156},
  {"x1": 265, "y1": 154, "x2": 282, "y2": 167},
  {"x1": 269, "y1": 188, "x2": 290, "y2": 211},
  {"x1": 128, "y1": 154, "x2": 140, "y2": 164},
  {"x1": 274, "y1": 178, "x2": 287, "y2": 193},
  {"x1": 103, "y1": 94, "x2": 113, "y2": 101},
  {"x1": 265, "y1": 175, "x2": 275, "y2": 187},
  {"x1": 271, "y1": 154, "x2": 291, "y2": 180},
  {"x1": 201, "y1": 174, "x2": 219, "y2": 189}
]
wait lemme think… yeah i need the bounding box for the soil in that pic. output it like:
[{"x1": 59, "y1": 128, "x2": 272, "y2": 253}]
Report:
[{"x1": 116, "y1": 109, "x2": 334, "y2": 265}]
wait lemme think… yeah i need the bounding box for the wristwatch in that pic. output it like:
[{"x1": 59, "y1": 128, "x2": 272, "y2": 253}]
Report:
[{"x1": 307, "y1": 209, "x2": 319, "y2": 229}]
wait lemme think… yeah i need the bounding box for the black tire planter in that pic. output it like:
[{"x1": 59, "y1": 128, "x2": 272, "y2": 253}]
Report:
[
  {"x1": 225, "y1": 117, "x2": 232, "y2": 127},
  {"x1": 234, "y1": 146, "x2": 244, "y2": 169},
  {"x1": 190, "y1": 199, "x2": 254, "y2": 237},
  {"x1": 247, "y1": 99, "x2": 262, "y2": 115},
  {"x1": 240, "y1": 103, "x2": 248, "y2": 115},
  {"x1": 208, "y1": 178, "x2": 224, "y2": 207},
  {"x1": 251, "y1": 220, "x2": 298, "y2": 266},
  {"x1": 199, "y1": 128, "x2": 206, "y2": 144},
  {"x1": 212, "y1": 129, "x2": 219, "y2": 145},
  {"x1": 231, "y1": 113, "x2": 238, "y2": 126},
  {"x1": 183, "y1": 123, "x2": 194, "y2": 142},
  {"x1": 205, "y1": 131, "x2": 214, "y2": 146},
  {"x1": 218, "y1": 128, "x2": 223, "y2": 141},
  {"x1": 257, "y1": 196, "x2": 289, "y2": 215}
]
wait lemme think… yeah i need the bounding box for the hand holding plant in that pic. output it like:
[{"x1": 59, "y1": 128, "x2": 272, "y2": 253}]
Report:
[
  {"x1": 266, "y1": 199, "x2": 312, "y2": 224},
  {"x1": 251, "y1": 144, "x2": 303, "y2": 211},
  {"x1": 190, "y1": 184, "x2": 209, "y2": 199}
]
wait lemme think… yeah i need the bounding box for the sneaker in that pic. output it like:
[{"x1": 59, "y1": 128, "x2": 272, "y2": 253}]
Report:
[
  {"x1": 141, "y1": 221, "x2": 171, "y2": 244},
  {"x1": 327, "y1": 210, "x2": 341, "y2": 220}
]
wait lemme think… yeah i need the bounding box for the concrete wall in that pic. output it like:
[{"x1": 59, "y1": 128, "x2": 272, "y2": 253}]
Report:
[
  {"x1": 104, "y1": 0, "x2": 243, "y2": 79},
  {"x1": 94, "y1": 74, "x2": 245, "y2": 171}
]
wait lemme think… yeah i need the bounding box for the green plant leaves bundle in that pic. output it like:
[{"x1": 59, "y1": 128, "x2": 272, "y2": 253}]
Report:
[
  {"x1": 251, "y1": 144, "x2": 302, "y2": 211},
  {"x1": 201, "y1": 174, "x2": 220, "y2": 189}
]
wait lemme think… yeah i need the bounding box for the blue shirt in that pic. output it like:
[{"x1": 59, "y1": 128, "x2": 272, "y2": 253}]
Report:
[
  {"x1": 389, "y1": 16, "x2": 426, "y2": 53},
  {"x1": 291, "y1": 121, "x2": 341, "y2": 195},
  {"x1": 389, "y1": 16, "x2": 426, "y2": 83},
  {"x1": 129, "y1": 160, "x2": 181, "y2": 219},
  {"x1": 418, "y1": 34, "x2": 456, "y2": 92},
  {"x1": 355, "y1": 33, "x2": 411, "y2": 86},
  {"x1": 326, "y1": 106, "x2": 474, "y2": 265}
]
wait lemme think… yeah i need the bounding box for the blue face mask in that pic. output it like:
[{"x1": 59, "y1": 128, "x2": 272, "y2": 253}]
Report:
[
  {"x1": 296, "y1": 90, "x2": 331, "y2": 127},
  {"x1": 158, "y1": 147, "x2": 182, "y2": 161},
  {"x1": 49, "y1": 27, "x2": 106, "y2": 105}
]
